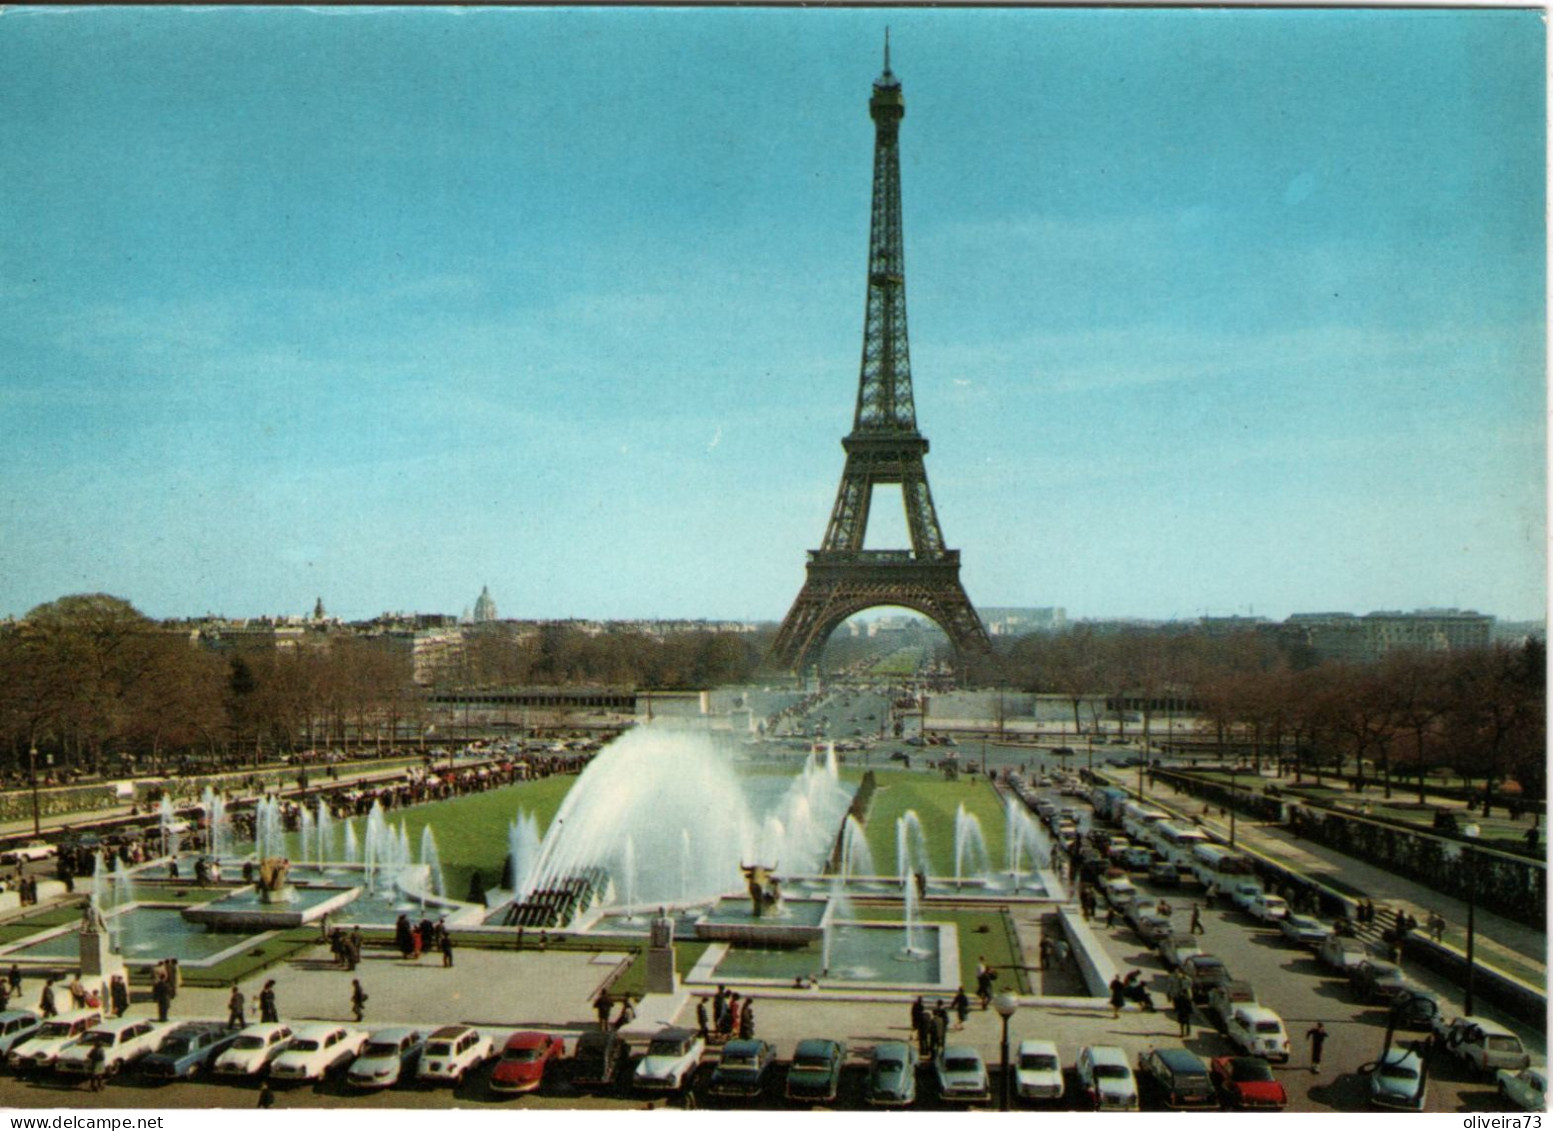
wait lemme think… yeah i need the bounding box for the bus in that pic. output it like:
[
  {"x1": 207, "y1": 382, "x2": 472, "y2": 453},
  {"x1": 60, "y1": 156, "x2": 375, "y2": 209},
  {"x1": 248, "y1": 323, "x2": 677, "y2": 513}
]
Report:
[
  {"x1": 1190, "y1": 843, "x2": 1256, "y2": 889},
  {"x1": 1150, "y1": 822, "x2": 1211, "y2": 870},
  {"x1": 1121, "y1": 802, "x2": 1172, "y2": 843}
]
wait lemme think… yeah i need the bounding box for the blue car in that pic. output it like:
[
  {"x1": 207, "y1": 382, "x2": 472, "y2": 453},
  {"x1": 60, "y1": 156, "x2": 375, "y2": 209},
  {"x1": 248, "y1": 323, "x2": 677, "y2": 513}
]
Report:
[{"x1": 140, "y1": 1022, "x2": 241, "y2": 1080}]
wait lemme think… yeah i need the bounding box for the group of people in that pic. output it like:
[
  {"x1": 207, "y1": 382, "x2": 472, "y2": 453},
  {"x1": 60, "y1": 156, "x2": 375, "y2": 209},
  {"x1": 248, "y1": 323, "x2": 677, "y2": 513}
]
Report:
[
  {"x1": 392, "y1": 914, "x2": 455, "y2": 966},
  {"x1": 1037, "y1": 935, "x2": 1072, "y2": 970},
  {"x1": 695, "y1": 986, "x2": 755, "y2": 1042},
  {"x1": 327, "y1": 926, "x2": 367, "y2": 970},
  {"x1": 2, "y1": 874, "x2": 44, "y2": 905},
  {"x1": 1108, "y1": 970, "x2": 1156, "y2": 1016},
  {"x1": 909, "y1": 992, "x2": 970, "y2": 1060}
]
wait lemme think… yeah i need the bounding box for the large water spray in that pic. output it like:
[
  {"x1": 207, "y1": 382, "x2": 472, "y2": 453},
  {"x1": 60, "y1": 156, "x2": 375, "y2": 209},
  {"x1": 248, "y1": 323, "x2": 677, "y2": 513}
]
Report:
[{"x1": 521, "y1": 727, "x2": 851, "y2": 909}]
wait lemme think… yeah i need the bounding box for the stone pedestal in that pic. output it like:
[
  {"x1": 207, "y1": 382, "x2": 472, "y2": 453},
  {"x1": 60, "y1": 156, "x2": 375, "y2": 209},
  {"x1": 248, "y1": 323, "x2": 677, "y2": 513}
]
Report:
[
  {"x1": 80, "y1": 918, "x2": 126, "y2": 1003},
  {"x1": 645, "y1": 913, "x2": 677, "y2": 994}
]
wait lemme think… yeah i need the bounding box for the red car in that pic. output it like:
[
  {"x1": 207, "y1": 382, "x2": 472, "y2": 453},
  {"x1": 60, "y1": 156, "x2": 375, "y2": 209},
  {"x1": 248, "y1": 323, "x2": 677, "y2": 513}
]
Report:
[
  {"x1": 489, "y1": 1032, "x2": 566, "y2": 1095},
  {"x1": 1210, "y1": 1056, "x2": 1288, "y2": 1111}
]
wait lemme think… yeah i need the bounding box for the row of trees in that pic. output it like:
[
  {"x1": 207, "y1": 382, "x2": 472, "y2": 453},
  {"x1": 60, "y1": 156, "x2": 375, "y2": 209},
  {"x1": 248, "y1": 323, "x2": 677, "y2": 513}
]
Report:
[
  {"x1": 1000, "y1": 625, "x2": 1545, "y2": 812},
  {"x1": 0, "y1": 595, "x2": 773, "y2": 777}
]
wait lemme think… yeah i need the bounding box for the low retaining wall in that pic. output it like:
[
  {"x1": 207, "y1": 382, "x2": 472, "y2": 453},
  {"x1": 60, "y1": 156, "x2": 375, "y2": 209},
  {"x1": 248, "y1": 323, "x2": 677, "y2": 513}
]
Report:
[
  {"x1": 1057, "y1": 905, "x2": 1117, "y2": 997},
  {"x1": 1401, "y1": 935, "x2": 1547, "y2": 1033}
]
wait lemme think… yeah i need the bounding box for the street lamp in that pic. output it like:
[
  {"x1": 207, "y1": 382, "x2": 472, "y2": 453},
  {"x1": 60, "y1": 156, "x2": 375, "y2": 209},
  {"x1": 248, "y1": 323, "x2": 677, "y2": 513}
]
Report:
[
  {"x1": 994, "y1": 991, "x2": 1018, "y2": 1111},
  {"x1": 1229, "y1": 762, "x2": 1238, "y2": 847},
  {"x1": 28, "y1": 744, "x2": 40, "y2": 837}
]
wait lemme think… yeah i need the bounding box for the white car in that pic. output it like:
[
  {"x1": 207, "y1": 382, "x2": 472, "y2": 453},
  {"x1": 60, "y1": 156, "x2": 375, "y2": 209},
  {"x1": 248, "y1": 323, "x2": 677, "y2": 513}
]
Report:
[
  {"x1": 56, "y1": 1018, "x2": 162, "y2": 1076},
  {"x1": 1015, "y1": 1039, "x2": 1064, "y2": 1102},
  {"x1": 1226, "y1": 1005, "x2": 1291, "y2": 1062},
  {"x1": 1077, "y1": 1045, "x2": 1139, "y2": 1111},
  {"x1": 1101, "y1": 877, "x2": 1138, "y2": 909},
  {"x1": 346, "y1": 1028, "x2": 424, "y2": 1090},
  {"x1": 213, "y1": 1023, "x2": 294, "y2": 1078},
  {"x1": 1319, "y1": 934, "x2": 1370, "y2": 971},
  {"x1": 0, "y1": 841, "x2": 56, "y2": 865},
  {"x1": 416, "y1": 1024, "x2": 493, "y2": 1086},
  {"x1": 1245, "y1": 893, "x2": 1290, "y2": 922},
  {"x1": 1435, "y1": 1017, "x2": 1532, "y2": 1075},
  {"x1": 269, "y1": 1024, "x2": 367, "y2": 1082},
  {"x1": 1279, "y1": 913, "x2": 1333, "y2": 948},
  {"x1": 1498, "y1": 1066, "x2": 1547, "y2": 1111},
  {"x1": 633, "y1": 1027, "x2": 705, "y2": 1092},
  {"x1": 7, "y1": 1009, "x2": 103, "y2": 1073},
  {"x1": 1227, "y1": 881, "x2": 1267, "y2": 912},
  {"x1": 0, "y1": 1011, "x2": 41, "y2": 1057},
  {"x1": 1159, "y1": 934, "x2": 1205, "y2": 970}
]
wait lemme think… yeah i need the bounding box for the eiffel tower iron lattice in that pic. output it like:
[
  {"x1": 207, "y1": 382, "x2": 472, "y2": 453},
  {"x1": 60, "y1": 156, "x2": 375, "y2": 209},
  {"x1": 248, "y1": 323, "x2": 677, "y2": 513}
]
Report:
[{"x1": 767, "y1": 44, "x2": 993, "y2": 677}]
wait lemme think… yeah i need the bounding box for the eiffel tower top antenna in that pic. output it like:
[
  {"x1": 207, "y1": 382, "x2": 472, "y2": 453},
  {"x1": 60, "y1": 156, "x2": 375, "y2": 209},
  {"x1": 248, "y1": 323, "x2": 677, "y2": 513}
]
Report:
[{"x1": 883, "y1": 28, "x2": 891, "y2": 75}]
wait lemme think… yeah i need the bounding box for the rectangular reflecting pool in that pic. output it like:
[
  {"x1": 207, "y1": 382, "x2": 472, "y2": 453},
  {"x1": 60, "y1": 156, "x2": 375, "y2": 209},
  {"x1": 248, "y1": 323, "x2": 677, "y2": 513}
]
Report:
[
  {"x1": 4, "y1": 906, "x2": 259, "y2": 964},
  {"x1": 710, "y1": 924, "x2": 941, "y2": 986}
]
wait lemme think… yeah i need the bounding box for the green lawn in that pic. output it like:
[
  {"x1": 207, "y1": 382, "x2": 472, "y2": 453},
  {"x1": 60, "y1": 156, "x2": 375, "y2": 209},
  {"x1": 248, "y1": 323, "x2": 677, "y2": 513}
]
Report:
[
  {"x1": 285, "y1": 775, "x2": 578, "y2": 901},
  {"x1": 857, "y1": 773, "x2": 1013, "y2": 877}
]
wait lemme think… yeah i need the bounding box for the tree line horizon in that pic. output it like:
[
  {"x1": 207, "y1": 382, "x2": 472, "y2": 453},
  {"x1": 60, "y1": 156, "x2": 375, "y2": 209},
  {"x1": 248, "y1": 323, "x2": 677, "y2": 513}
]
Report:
[{"x1": 0, "y1": 593, "x2": 1542, "y2": 817}]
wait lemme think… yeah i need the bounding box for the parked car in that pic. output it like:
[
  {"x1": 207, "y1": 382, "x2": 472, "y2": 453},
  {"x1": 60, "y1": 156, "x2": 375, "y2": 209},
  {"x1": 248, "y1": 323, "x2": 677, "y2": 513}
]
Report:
[
  {"x1": 269, "y1": 1024, "x2": 368, "y2": 1083},
  {"x1": 863, "y1": 1041, "x2": 918, "y2": 1107},
  {"x1": 1180, "y1": 955, "x2": 1233, "y2": 1002},
  {"x1": 1148, "y1": 860, "x2": 1181, "y2": 886},
  {"x1": 213, "y1": 1023, "x2": 294, "y2": 1078},
  {"x1": 571, "y1": 1028, "x2": 627, "y2": 1089},
  {"x1": 1136, "y1": 1046, "x2": 1219, "y2": 1109},
  {"x1": 1101, "y1": 876, "x2": 1138, "y2": 909},
  {"x1": 1120, "y1": 847, "x2": 1154, "y2": 872},
  {"x1": 1369, "y1": 1045, "x2": 1428, "y2": 1110},
  {"x1": 56, "y1": 1018, "x2": 162, "y2": 1077},
  {"x1": 935, "y1": 1046, "x2": 991, "y2": 1104},
  {"x1": 1158, "y1": 934, "x2": 1205, "y2": 970},
  {"x1": 345, "y1": 1028, "x2": 424, "y2": 1090},
  {"x1": 1243, "y1": 892, "x2": 1290, "y2": 923},
  {"x1": 417, "y1": 1024, "x2": 494, "y2": 1087},
  {"x1": 1227, "y1": 881, "x2": 1267, "y2": 912},
  {"x1": 0, "y1": 1011, "x2": 41, "y2": 1058},
  {"x1": 487, "y1": 1030, "x2": 565, "y2": 1095},
  {"x1": 1497, "y1": 1066, "x2": 1547, "y2": 1112},
  {"x1": 139, "y1": 1022, "x2": 240, "y2": 1081},
  {"x1": 1225, "y1": 1005, "x2": 1291, "y2": 1062},
  {"x1": 1391, "y1": 987, "x2": 1444, "y2": 1030},
  {"x1": 707, "y1": 1038, "x2": 778, "y2": 1100},
  {"x1": 1130, "y1": 908, "x2": 1173, "y2": 946},
  {"x1": 1076, "y1": 1045, "x2": 1140, "y2": 1111},
  {"x1": 785, "y1": 1038, "x2": 845, "y2": 1104},
  {"x1": 0, "y1": 841, "x2": 56, "y2": 865},
  {"x1": 1350, "y1": 960, "x2": 1410, "y2": 1004},
  {"x1": 1210, "y1": 1055, "x2": 1289, "y2": 1110},
  {"x1": 1434, "y1": 1017, "x2": 1532, "y2": 1075},
  {"x1": 1279, "y1": 913, "x2": 1333, "y2": 948},
  {"x1": 633, "y1": 1027, "x2": 704, "y2": 1093},
  {"x1": 1015, "y1": 1039, "x2": 1064, "y2": 1103},
  {"x1": 1319, "y1": 934, "x2": 1371, "y2": 971},
  {"x1": 8, "y1": 1009, "x2": 104, "y2": 1073},
  {"x1": 1206, "y1": 981, "x2": 1258, "y2": 1027}
]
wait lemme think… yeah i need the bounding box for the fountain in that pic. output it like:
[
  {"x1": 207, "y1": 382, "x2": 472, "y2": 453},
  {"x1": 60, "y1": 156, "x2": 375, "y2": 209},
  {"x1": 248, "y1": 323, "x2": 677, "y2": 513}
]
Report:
[
  {"x1": 896, "y1": 813, "x2": 929, "y2": 958},
  {"x1": 157, "y1": 796, "x2": 178, "y2": 860},
  {"x1": 343, "y1": 823, "x2": 360, "y2": 865},
  {"x1": 200, "y1": 787, "x2": 229, "y2": 859},
  {"x1": 419, "y1": 827, "x2": 445, "y2": 899},
  {"x1": 507, "y1": 811, "x2": 542, "y2": 901},
  {"x1": 316, "y1": 800, "x2": 335, "y2": 870},
  {"x1": 953, "y1": 804, "x2": 992, "y2": 889},
  {"x1": 1004, "y1": 796, "x2": 1050, "y2": 893}
]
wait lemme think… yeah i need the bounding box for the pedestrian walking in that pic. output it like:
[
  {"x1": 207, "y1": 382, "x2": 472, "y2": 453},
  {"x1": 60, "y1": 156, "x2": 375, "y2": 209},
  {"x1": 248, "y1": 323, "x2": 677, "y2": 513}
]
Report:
[
  {"x1": 441, "y1": 932, "x2": 454, "y2": 968},
  {"x1": 86, "y1": 1042, "x2": 106, "y2": 1092},
  {"x1": 738, "y1": 999, "x2": 755, "y2": 1040},
  {"x1": 8, "y1": 964, "x2": 20, "y2": 997},
  {"x1": 40, "y1": 979, "x2": 57, "y2": 1019},
  {"x1": 227, "y1": 986, "x2": 246, "y2": 1030},
  {"x1": 259, "y1": 980, "x2": 278, "y2": 1023},
  {"x1": 257, "y1": 1082, "x2": 275, "y2": 1109},
  {"x1": 614, "y1": 996, "x2": 637, "y2": 1032},
  {"x1": 932, "y1": 1004, "x2": 949, "y2": 1059},
  {"x1": 1189, "y1": 903, "x2": 1205, "y2": 935},
  {"x1": 695, "y1": 999, "x2": 709, "y2": 1040},
  {"x1": 951, "y1": 987, "x2": 970, "y2": 1030},
  {"x1": 594, "y1": 992, "x2": 613, "y2": 1031},
  {"x1": 350, "y1": 979, "x2": 367, "y2": 1023},
  {"x1": 1306, "y1": 1022, "x2": 1328, "y2": 1073},
  {"x1": 1109, "y1": 975, "x2": 1126, "y2": 1019}
]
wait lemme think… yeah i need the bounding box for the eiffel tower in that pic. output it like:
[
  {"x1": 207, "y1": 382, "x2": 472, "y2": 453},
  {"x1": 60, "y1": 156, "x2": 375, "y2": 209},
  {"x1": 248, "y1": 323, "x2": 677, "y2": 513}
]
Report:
[{"x1": 767, "y1": 42, "x2": 993, "y2": 677}]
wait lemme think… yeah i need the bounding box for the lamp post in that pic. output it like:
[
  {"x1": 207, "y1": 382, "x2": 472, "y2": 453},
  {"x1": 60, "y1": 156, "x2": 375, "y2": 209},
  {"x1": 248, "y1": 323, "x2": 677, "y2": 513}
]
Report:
[
  {"x1": 28, "y1": 744, "x2": 40, "y2": 837},
  {"x1": 1228, "y1": 761, "x2": 1238, "y2": 847},
  {"x1": 1463, "y1": 846, "x2": 1478, "y2": 1016},
  {"x1": 994, "y1": 991, "x2": 1018, "y2": 1111}
]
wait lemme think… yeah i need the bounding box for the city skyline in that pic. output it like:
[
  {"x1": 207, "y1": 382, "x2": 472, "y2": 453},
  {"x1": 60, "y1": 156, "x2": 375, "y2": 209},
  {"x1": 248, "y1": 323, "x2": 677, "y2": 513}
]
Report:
[{"x1": 2, "y1": 7, "x2": 1544, "y2": 625}]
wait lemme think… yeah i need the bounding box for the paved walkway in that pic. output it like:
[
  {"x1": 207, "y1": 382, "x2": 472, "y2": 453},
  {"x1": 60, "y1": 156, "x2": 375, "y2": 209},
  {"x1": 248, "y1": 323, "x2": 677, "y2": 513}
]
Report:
[{"x1": 1123, "y1": 772, "x2": 1547, "y2": 990}]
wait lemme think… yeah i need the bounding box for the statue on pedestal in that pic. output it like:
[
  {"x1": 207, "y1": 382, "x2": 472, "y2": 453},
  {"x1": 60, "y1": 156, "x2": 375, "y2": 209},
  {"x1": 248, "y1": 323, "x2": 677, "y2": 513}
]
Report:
[
  {"x1": 741, "y1": 863, "x2": 783, "y2": 918},
  {"x1": 257, "y1": 857, "x2": 294, "y2": 905}
]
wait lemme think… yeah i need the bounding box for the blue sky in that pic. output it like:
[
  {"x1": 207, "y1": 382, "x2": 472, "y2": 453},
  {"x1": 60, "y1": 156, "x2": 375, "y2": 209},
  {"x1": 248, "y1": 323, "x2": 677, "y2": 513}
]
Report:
[{"x1": 0, "y1": 7, "x2": 1544, "y2": 623}]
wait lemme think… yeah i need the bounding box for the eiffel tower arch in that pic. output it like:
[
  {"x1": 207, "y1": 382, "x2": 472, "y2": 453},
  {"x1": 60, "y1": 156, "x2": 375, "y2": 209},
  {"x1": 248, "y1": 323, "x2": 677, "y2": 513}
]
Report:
[{"x1": 767, "y1": 43, "x2": 994, "y2": 679}]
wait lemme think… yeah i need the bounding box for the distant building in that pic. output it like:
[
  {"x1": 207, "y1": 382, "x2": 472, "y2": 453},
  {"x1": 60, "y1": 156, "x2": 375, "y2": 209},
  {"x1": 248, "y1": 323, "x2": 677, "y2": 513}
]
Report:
[
  {"x1": 981, "y1": 607, "x2": 1067, "y2": 636},
  {"x1": 1284, "y1": 608, "x2": 1494, "y2": 663},
  {"x1": 473, "y1": 586, "x2": 498, "y2": 624}
]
